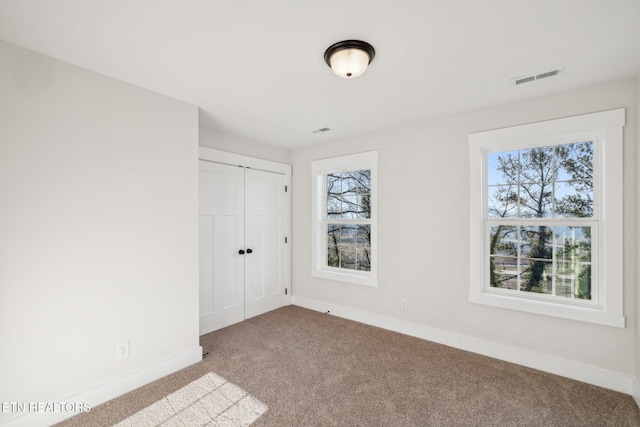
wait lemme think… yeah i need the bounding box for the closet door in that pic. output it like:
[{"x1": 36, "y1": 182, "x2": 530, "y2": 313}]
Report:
[
  {"x1": 244, "y1": 169, "x2": 287, "y2": 319},
  {"x1": 199, "y1": 160, "x2": 245, "y2": 335}
]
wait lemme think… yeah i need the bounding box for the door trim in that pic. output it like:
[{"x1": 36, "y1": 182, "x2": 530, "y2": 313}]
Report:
[
  {"x1": 199, "y1": 147, "x2": 291, "y2": 175},
  {"x1": 199, "y1": 147, "x2": 292, "y2": 308}
]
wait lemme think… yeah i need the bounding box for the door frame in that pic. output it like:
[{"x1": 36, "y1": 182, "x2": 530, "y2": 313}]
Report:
[{"x1": 199, "y1": 146, "x2": 292, "y2": 307}]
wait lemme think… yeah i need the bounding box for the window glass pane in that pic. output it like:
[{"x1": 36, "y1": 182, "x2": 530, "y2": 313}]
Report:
[
  {"x1": 326, "y1": 170, "x2": 371, "y2": 220},
  {"x1": 327, "y1": 198, "x2": 341, "y2": 218},
  {"x1": 357, "y1": 191, "x2": 371, "y2": 219},
  {"x1": 557, "y1": 141, "x2": 594, "y2": 182},
  {"x1": 555, "y1": 226, "x2": 591, "y2": 263},
  {"x1": 353, "y1": 170, "x2": 371, "y2": 219},
  {"x1": 519, "y1": 182, "x2": 553, "y2": 218},
  {"x1": 520, "y1": 260, "x2": 553, "y2": 294},
  {"x1": 556, "y1": 141, "x2": 594, "y2": 218},
  {"x1": 555, "y1": 262, "x2": 591, "y2": 300},
  {"x1": 487, "y1": 141, "x2": 595, "y2": 222},
  {"x1": 519, "y1": 147, "x2": 554, "y2": 184},
  {"x1": 487, "y1": 151, "x2": 519, "y2": 186},
  {"x1": 327, "y1": 173, "x2": 342, "y2": 218},
  {"x1": 520, "y1": 226, "x2": 553, "y2": 260},
  {"x1": 490, "y1": 256, "x2": 519, "y2": 290},
  {"x1": 489, "y1": 225, "x2": 517, "y2": 256},
  {"x1": 554, "y1": 181, "x2": 593, "y2": 218},
  {"x1": 488, "y1": 185, "x2": 518, "y2": 218},
  {"x1": 489, "y1": 226, "x2": 518, "y2": 289},
  {"x1": 352, "y1": 169, "x2": 371, "y2": 190},
  {"x1": 485, "y1": 143, "x2": 594, "y2": 298},
  {"x1": 488, "y1": 224, "x2": 593, "y2": 299},
  {"x1": 340, "y1": 246, "x2": 356, "y2": 270},
  {"x1": 356, "y1": 248, "x2": 371, "y2": 271},
  {"x1": 356, "y1": 225, "x2": 371, "y2": 247},
  {"x1": 339, "y1": 225, "x2": 356, "y2": 244},
  {"x1": 342, "y1": 173, "x2": 359, "y2": 196},
  {"x1": 341, "y1": 193, "x2": 358, "y2": 219},
  {"x1": 327, "y1": 223, "x2": 371, "y2": 271},
  {"x1": 327, "y1": 224, "x2": 340, "y2": 246},
  {"x1": 327, "y1": 245, "x2": 339, "y2": 268}
]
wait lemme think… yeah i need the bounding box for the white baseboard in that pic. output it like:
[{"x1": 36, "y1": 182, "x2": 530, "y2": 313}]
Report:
[
  {"x1": 1, "y1": 346, "x2": 203, "y2": 427},
  {"x1": 632, "y1": 378, "x2": 640, "y2": 408},
  {"x1": 292, "y1": 296, "x2": 634, "y2": 396}
]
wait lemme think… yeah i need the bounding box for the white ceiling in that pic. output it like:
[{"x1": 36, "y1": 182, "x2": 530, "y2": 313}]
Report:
[{"x1": 1, "y1": 1, "x2": 639, "y2": 148}]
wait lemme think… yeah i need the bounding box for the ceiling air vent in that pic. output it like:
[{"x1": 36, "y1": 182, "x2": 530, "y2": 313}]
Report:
[
  {"x1": 311, "y1": 127, "x2": 331, "y2": 134},
  {"x1": 511, "y1": 68, "x2": 563, "y2": 85}
]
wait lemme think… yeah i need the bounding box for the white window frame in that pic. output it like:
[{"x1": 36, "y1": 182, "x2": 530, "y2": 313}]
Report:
[
  {"x1": 469, "y1": 109, "x2": 625, "y2": 327},
  {"x1": 311, "y1": 151, "x2": 378, "y2": 287}
]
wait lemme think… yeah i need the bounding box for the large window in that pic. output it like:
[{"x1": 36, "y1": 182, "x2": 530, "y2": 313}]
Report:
[
  {"x1": 487, "y1": 141, "x2": 595, "y2": 301},
  {"x1": 312, "y1": 152, "x2": 378, "y2": 287},
  {"x1": 469, "y1": 109, "x2": 624, "y2": 327}
]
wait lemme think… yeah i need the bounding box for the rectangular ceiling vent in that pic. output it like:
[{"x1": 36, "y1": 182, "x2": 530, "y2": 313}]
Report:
[
  {"x1": 311, "y1": 127, "x2": 331, "y2": 134},
  {"x1": 512, "y1": 68, "x2": 563, "y2": 85}
]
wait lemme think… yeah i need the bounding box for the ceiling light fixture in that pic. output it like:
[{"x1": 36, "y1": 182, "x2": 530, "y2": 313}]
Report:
[{"x1": 324, "y1": 40, "x2": 375, "y2": 79}]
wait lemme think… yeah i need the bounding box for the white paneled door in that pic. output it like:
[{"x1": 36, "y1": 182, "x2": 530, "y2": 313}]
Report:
[
  {"x1": 199, "y1": 161, "x2": 245, "y2": 334},
  {"x1": 199, "y1": 160, "x2": 287, "y2": 335},
  {"x1": 244, "y1": 168, "x2": 287, "y2": 319}
]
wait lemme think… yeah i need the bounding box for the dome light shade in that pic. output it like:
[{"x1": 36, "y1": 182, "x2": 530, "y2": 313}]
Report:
[{"x1": 324, "y1": 40, "x2": 375, "y2": 79}]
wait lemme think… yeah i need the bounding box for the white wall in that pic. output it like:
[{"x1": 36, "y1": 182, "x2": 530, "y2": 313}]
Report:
[
  {"x1": 635, "y1": 75, "x2": 640, "y2": 404},
  {"x1": 199, "y1": 126, "x2": 291, "y2": 165},
  {"x1": 291, "y1": 78, "x2": 638, "y2": 390},
  {"x1": 0, "y1": 41, "x2": 201, "y2": 426}
]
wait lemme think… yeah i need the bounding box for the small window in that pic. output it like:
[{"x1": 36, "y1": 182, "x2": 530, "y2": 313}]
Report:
[
  {"x1": 312, "y1": 152, "x2": 378, "y2": 287},
  {"x1": 469, "y1": 109, "x2": 625, "y2": 327}
]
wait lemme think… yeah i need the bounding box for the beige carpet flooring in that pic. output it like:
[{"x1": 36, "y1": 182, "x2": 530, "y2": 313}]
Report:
[{"x1": 56, "y1": 305, "x2": 640, "y2": 426}]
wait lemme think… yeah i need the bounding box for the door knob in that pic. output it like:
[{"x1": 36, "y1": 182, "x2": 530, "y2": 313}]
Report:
[
  {"x1": 238, "y1": 249, "x2": 245, "y2": 255},
  {"x1": 246, "y1": 248, "x2": 253, "y2": 254}
]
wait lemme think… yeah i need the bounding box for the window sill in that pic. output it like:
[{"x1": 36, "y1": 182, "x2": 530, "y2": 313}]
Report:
[
  {"x1": 469, "y1": 290, "x2": 625, "y2": 328},
  {"x1": 312, "y1": 269, "x2": 378, "y2": 287}
]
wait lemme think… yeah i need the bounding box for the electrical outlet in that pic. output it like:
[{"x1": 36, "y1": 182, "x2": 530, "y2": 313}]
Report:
[
  {"x1": 116, "y1": 341, "x2": 130, "y2": 360},
  {"x1": 400, "y1": 299, "x2": 408, "y2": 311}
]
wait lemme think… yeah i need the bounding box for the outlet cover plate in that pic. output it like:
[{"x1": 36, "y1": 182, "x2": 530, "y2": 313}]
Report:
[{"x1": 116, "y1": 341, "x2": 130, "y2": 360}]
